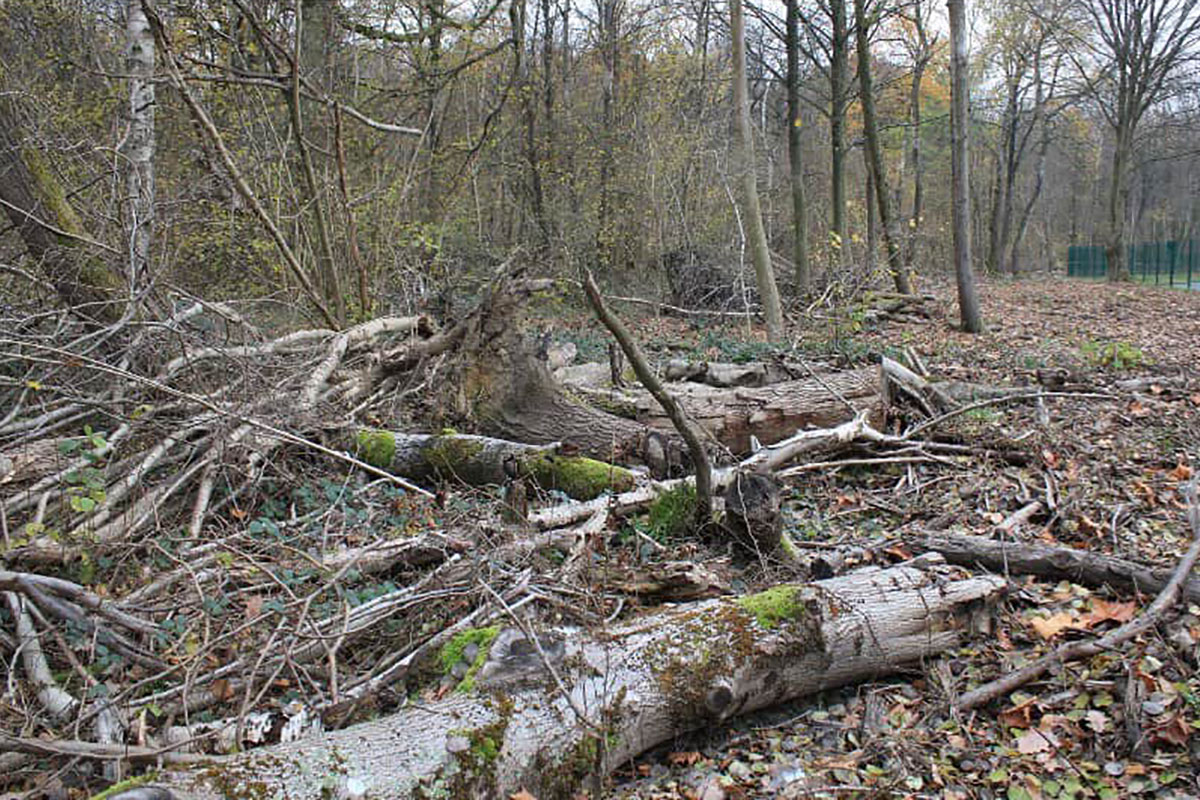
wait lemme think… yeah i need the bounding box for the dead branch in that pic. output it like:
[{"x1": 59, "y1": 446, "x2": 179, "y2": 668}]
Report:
[{"x1": 955, "y1": 484, "x2": 1200, "y2": 710}]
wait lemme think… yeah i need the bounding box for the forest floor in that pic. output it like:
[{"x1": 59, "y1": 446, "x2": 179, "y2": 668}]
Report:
[
  {"x1": 5, "y1": 276, "x2": 1200, "y2": 800},
  {"x1": 596, "y1": 277, "x2": 1200, "y2": 800}
]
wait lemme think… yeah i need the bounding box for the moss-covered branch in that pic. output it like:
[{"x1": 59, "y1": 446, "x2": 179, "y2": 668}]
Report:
[{"x1": 353, "y1": 429, "x2": 634, "y2": 500}]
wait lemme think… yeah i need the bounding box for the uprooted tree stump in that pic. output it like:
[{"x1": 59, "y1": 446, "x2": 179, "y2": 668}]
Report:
[{"x1": 145, "y1": 557, "x2": 1005, "y2": 799}]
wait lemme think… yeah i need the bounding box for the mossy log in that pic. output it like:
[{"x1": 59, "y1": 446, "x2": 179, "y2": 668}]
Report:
[
  {"x1": 149, "y1": 557, "x2": 1003, "y2": 800},
  {"x1": 352, "y1": 429, "x2": 634, "y2": 500}
]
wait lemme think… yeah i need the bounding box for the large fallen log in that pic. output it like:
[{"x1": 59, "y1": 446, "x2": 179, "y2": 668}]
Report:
[
  {"x1": 636, "y1": 367, "x2": 884, "y2": 452},
  {"x1": 150, "y1": 557, "x2": 1004, "y2": 799},
  {"x1": 556, "y1": 362, "x2": 881, "y2": 453}
]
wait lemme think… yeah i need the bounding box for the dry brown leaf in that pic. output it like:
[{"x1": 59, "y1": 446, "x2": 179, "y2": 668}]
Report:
[
  {"x1": 1030, "y1": 612, "x2": 1078, "y2": 640},
  {"x1": 1081, "y1": 599, "x2": 1137, "y2": 627},
  {"x1": 1015, "y1": 728, "x2": 1056, "y2": 754},
  {"x1": 510, "y1": 790, "x2": 539, "y2": 800},
  {"x1": 1042, "y1": 449, "x2": 1061, "y2": 469},
  {"x1": 209, "y1": 678, "x2": 236, "y2": 702},
  {"x1": 999, "y1": 698, "x2": 1038, "y2": 729},
  {"x1": 668, "y1": 751, "x2": 702, "y2": 766},
  {"x1": 1078, "y1": 514, "x2": 1102, "y2": 539},
  {"x1": 1168, "y1": 463, "x2": 1193, "y2": 482},
  {"x1": 1149, "y1": 714, "x2": 1191, "y2": 748}
]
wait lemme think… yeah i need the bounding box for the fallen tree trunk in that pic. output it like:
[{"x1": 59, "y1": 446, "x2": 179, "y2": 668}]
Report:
[
  {"x1": 637, "y1": 367, "x2": 884, "y2": 453},
  {"x1": 350, "y1": 430, "x2": 635, "y2": 500},
  {"x1": 153, "y1": 557, "x2": 1004, "y2": 799},
  {"x1": 559, "y1": 365, "x2": 887, "y2": 453},
  {"x1": 918, "y1": 531, "x2": 1200, "y2": 604}
]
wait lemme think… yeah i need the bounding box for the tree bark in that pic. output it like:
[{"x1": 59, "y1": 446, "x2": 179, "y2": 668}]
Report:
[
  {"x1": 919, "y1": 532, "x2": 1200, "y2": 604},
  {"x1": 854, "y1": 0, "x2": 913, "y2": 295},
  {"x1": 150, "y1": 559, "x2": 1006, "y2": 799},
  {"x1": 830, "y1": 0, "x2": 850, "y2": 263},
  {"x1": 0, "y1": 97, "x2": 123, "y2": 321},
  {"x1": 948, "y1": 0, "x2": 982, "y2": 332},
  {"x1": 124, "y1": 0, "x2": 155, "y2": 298},
  {"x1": 732, "y1": 0, "x2": 784, "y2": 339},
  {"x1": 785, "y1": 0, "x2": 810, "y2": 292},
  {"x1": 634, "y1": 367, "x2": 884, "y2": 453},
  {"x1": 293, "y1": 0, "x2": 346, "y2": 325}
]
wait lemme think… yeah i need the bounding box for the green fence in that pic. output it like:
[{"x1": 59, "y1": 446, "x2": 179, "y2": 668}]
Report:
[{"x1": 1068, "y1": 240, "x2": 1200, "y2": 289}]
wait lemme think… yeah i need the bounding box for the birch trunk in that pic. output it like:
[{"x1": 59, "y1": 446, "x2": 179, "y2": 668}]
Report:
[{"x1": 124, "y1": 0, "x2": 155, "y2": 296}]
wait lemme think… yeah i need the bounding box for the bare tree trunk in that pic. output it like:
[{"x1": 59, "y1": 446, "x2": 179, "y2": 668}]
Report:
[
  {"x1": 1107, "y1": 122, "x2": 1133, "y2": 282},
  {"x1": 785, "y1": 0, "x2": 810, "y2": 292},
  {"x1": 948, "y1": 0, "x2": 982, "y2": 331},
  {"x1": 293, "y1": 0, "x2": 346, "y2": 325},
  {"x1": 124, "y1": 0, "x2": 154, "y2": 300},
  {"x1": 854, "y1": 0, "x2": 912, "y2": 295},
  {"x1": 903, "y1": 1, "x2": 930, "y2": 270},
  {"x1": 830, "y1": 0, "x2": 850, "y2": 264},
  {"x1": 595, "y1": 0, "x2": 620, "y2": 272},
  {"x1": 732, "y1": 0, "x2": 784, "y2": 338},
  {"x1": 1010, "y1": 56, "x2": 1051, "y2": 275}
]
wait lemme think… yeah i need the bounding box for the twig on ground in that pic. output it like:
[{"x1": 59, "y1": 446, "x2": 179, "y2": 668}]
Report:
[{"x1": 956, "y1": 481, "x2": 1200, "y2": 711}]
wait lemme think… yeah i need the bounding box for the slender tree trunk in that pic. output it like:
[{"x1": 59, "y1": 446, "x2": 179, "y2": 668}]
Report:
[
  {"x1": 1010, "y1": 57, "x2": 1050, "y2": 275},
  {"x1": 732, "y1": 0, "x2": 784, "y2": 338},
  {"x1": 595, "y1": 0, "x2": 620, "y2": 272},
  {"x1": 948, "y1": 0, "x2": 982, "y2": 331},
  {"x1": 904, "y1": 57, "x2": 925, "y2": 270},
  {"x1": 293, "y1": 0, "x2": 345, "y2": 325},
  {"x1": 518, "y1": 0, "x2": 549, "y2": 252},
  {"x1": 987, "y1": 76, "x2": 1019, "y2": 274},
  {"x1": 1107, "y1": 116, "x2": 1133, "y2": 282},
  {"x1": 865, "y1": 154, "x2": 877, "y2": 270},
  {"x1": 830, "y1": 0, "x2": 850, "y2": 263},
  {"x1": 124, "y1": 0, "x2": 154, "y2": 299},
  {"x1": 854, "y1": 0, "x2": 912, "y2": 294},
  {"x1": 785, "y1": 0, "x2": 810, "y2": 292}
]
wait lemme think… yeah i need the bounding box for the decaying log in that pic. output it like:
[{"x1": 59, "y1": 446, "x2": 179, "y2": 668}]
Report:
[
  {"x1": 919, "y1": 531, "x2": 1200, "y2": 604},
  {"x1": 637, "y1": 368, "x2": 883, "y2": 453},
  {"x1": 152, "y1": 557, "x2": 1005, "y2": 800},
  {"x1": 350, "y1": 429, "x2": 635, "y2": 500}
]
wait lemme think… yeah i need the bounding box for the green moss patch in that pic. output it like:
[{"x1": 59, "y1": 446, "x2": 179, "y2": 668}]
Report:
[
  {"x1": 647, "y1": 484, "x2": 698, "y2": 540},
  {"x1": 423, "y1": 435, "x2": 486, "y2": 474},
  {"x1": 439, "y1": 626, "x2": 501, "y2": 693},
  {"x1": 354, "y1": 429, "x2": 397, "y2": 469},
  {"x1": 736, "y1": 586, "x2": 804, "y2": 629},
  {"x1": 525, "y1": 454, "x2": 634, "y2": 501}
]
